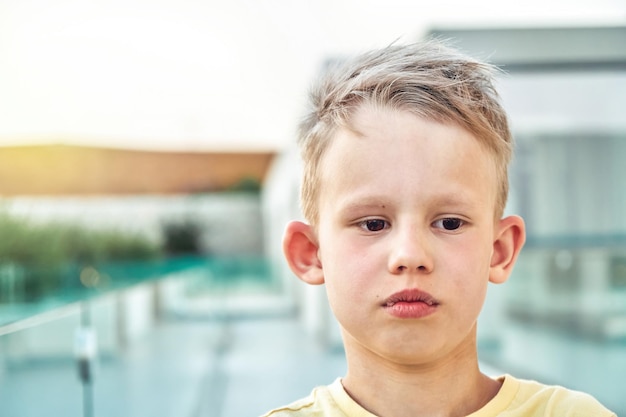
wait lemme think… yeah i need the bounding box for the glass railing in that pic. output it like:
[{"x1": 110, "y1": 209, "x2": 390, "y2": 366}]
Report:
[
  {"x1": 0, "y1": 256, "x2": 282, "y2": 417},
  {"x1": 0, "y1": 256, "x2": 280, "y2": 326},
  {"x1": 478, "y1": 239, "x2": 626, "y2": 415}
]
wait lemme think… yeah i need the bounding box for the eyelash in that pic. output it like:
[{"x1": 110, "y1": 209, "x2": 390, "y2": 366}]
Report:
[
  {"x1": 357, "y1": 217, "x2": 465, "y2": 232},
  {"x1": 357, "y1": 219, "x2": 389, "y2": 232},
  {"x1": 433, "y1": 218, "x2": 464, "y2": 231}
]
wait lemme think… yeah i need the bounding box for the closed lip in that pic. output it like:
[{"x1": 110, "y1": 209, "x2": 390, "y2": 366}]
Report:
[{"x1": 382, "y1": 288, "x2": 440, "y2": 308}]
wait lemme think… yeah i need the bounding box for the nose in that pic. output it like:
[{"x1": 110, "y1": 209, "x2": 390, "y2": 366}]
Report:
[{"x1": 387, "y1": 227, "x2": 434, "y2": 274}]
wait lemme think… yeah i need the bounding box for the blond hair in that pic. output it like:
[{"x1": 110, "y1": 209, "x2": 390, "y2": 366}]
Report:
[{"x1": 297, "y1": 40, "x2": 512, "y2": 225}]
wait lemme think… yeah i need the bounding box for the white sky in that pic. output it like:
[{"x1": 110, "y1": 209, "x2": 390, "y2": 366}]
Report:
[{"x1": 0, "y1": 0, "x2": 624, "y2": 151}]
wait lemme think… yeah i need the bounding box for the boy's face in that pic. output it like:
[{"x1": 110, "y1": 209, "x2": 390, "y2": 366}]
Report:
[{"x1": 313, "y1": 105, "x2": 509, "y2": 365}]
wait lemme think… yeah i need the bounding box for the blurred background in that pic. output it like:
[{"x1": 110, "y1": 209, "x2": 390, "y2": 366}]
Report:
[{"x1": 0, "y1": 1, "x2": 625, "y2": 416}]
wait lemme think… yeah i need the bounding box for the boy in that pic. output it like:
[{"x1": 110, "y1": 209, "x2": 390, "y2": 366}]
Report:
[{"x1": 264, "y1": 41, "x2": 616, "y2": 416}]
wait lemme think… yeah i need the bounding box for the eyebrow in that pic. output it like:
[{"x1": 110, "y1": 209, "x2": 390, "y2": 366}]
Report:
[
  {"x1": 334, "y1": 196, "x2": 389, "y2": 213},
  {"x1": 430, "y1": 193, "x2": 477, "y2": 208}
]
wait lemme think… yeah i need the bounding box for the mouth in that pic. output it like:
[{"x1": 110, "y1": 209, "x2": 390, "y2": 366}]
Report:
[
  {"x1": 382, "y1": 289, "x2": 440, "y2": 318},
  {"x1": 383, "y1": 289, "x2": 440, "y2": 307}
]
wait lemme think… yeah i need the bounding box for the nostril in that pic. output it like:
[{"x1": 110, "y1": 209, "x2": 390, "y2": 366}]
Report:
[{"x1": 396, "y1": 265, "x2": 428, "y2": 273}]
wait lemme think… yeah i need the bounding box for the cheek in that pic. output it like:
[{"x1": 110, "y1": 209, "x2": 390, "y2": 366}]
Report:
[
  {"x1": 321, "y1": 246, "x2": 367, "y2": 290},
  {"x1": 319, "y1": 240, "x2": 377, "y2": 308},
  {"x1": 443, "y1": 241, "x2": 492, "y2": 299}
]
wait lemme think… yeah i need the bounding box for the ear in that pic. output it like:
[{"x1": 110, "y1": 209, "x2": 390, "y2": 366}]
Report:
[
  {"x1": 282, "y1": 221, "x2": 325, "y2": 285},
  {"x1": 489, "y1": 215, "x2": 526, "y2": 284}
]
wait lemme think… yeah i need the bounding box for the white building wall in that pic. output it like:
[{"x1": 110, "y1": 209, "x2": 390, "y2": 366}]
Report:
[{"x1": 261, "y1": 146, "x2": 342, "y2": 346}]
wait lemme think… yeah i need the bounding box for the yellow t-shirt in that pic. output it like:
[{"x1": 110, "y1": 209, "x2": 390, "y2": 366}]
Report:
[{"x1": 262, "y1": 375, "x2": 616, "y2": 416}]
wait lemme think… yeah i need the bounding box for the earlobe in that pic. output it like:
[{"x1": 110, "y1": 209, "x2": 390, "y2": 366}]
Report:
[
  {"x1": 489, "y1": 215, "x2": 526, "y2": 284},
  {"x1": 282, "y1": 221, "x2": 325, "y2": 285}
]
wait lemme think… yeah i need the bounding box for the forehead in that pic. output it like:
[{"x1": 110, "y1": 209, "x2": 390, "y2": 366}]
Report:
[{"x1": 317, "y1": 106, "x2": 498, "y2": 214}]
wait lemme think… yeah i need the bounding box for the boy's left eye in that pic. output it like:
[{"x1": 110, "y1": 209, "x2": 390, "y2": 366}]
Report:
[
  {"x1": 358, "y1": 219, "x2": 388, "y2": 232},
  {"x1": 434, "y1": 218, "x2": 463, "y2": 231}
]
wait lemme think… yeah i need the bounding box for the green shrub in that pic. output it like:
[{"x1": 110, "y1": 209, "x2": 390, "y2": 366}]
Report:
[
  {"x1": 225, "y1": 176, "x2": 261, "y2": 193},
  {"x1": 0, "y1": 213, "x2": 163, "y2": 300},
  {"x1": 0, "y1": 213, "x2": 161, "y2": 266}
]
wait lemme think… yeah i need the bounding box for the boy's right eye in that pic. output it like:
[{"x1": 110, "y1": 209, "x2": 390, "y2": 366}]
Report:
[{"x1": 358, "y1": 219, "x2": 388, "y2": 232}]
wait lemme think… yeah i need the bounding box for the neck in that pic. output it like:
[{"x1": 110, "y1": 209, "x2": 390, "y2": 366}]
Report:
[{"x1": 341, "y1": 329, "x2": 501, "y2": 417}]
